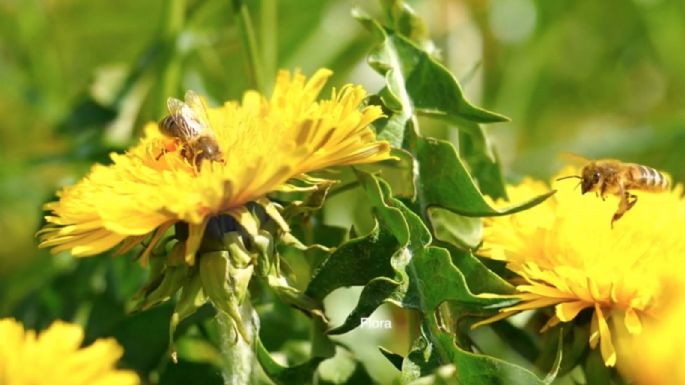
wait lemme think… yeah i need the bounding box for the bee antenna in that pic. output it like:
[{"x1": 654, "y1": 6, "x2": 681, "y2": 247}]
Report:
[{"x1": 555, "y1": 175, "x2": 582, "y2": 182}]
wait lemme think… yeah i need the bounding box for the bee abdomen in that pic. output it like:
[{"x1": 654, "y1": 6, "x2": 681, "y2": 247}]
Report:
[{"x1": 637, "y1": 165, "x2": 669, "y2": 191}]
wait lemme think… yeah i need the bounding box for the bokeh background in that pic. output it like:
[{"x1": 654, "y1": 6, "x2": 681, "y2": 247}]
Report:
[{"x1": 1, "y1": 0, "x2": 684, "y2": 383}]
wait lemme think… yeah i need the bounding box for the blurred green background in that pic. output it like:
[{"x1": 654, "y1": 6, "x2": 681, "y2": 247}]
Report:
[{"x1": 1, "y1": 0, "x2": 684, "y2": 382}]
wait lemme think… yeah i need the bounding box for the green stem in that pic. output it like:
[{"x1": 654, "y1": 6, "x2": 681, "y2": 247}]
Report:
[
  {"x1": 231, "y1": 0, "x2": 263, "y2": 92},
  {"x1": 217, "y1": 299, "x2": 259, "y2": 385},
  {"x1": 260, "y1": 0, "x2": 277, "y2": 89},
  {"x1": 154, "y1": 0, "x2": 186, "y2": 117}
]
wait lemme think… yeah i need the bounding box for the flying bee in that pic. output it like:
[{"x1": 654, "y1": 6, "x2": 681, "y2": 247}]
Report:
[
  {"x1": 158, "y1": 90, "x2": 223, "y2": 169},
  {"x1": 557, "y1": 158, "x2": 669, "y2": 227}
]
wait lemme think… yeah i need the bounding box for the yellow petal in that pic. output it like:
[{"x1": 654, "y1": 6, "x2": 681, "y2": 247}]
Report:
[
  {"x1": 555, "y1": 301, "x2": 592, "y2": 322},
  {"x1": 624, "y1": 307, "x2": 642, "y2": 335},
  {"x1": 595, "y1": 305, "x2": 617, "y2": 367},
  {"x1": 184, "y1": 221, "x2": 208, "y2": 265}
]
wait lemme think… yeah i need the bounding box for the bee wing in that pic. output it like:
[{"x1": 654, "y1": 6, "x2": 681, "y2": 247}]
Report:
[
  {"x1": 559, "y1": 151, "x2": 591, "y2": 166},
  {"x1": 183, "y1": 90, "x2": 214, "y2": 136},
  {"x1": 166, "y1": 97, "x2": 186, "y2": 115}
]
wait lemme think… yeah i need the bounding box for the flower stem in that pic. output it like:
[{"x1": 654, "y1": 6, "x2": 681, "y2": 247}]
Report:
[
  {"x1": 159, "y1": 0, "x2": 186, "y2": 111},
  {"x1": 231, "y1": 0, "x2": 263, "y2": 92},
  {"x1": 216, "y1": 299, "x2": 259, "y2": 385},
  {"x1": 259, "y1": 0, "x2": 277, "y2": 89}
]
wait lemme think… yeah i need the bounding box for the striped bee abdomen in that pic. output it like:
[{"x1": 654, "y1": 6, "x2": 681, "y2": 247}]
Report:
[{"x1": 636, "y1": 165, "x2": 669, "y2": 191}]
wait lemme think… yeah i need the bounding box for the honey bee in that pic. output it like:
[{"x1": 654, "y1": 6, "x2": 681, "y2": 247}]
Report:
[
  {"x1": 158, "y1": 90, "x2": 223, "y2": 168},
  {"x1": 557, "y1": 158, "x2": 669, "y2": 226}
]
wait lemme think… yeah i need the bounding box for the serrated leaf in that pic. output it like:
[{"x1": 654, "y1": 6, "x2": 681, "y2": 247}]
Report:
[
  {"x1": 305, "y1": 219, "x2": 399, "y2": 302},
  {"x1": 355, "y1": 3, "x2": 513, "y2": 204},
  {"x1": 439, "y1": 245, "x2": 513, "y2": 296},
  {"x1": 354, "y1": 7, "x2": 507, "y2": 146},
  {"x1": 412, "y1": 135, "x2": 554, "y2": 217},
  {"x1": 432, "y1": 330, "x2": 547, "y2": 385},
  {"x1": 380, "y1": 0, "x2": 432, "y2": 49},
  {"x1": 404, "y1": 328, "x2": 547, "y2": 385},
  {"x1": 353, "y1": 172, "x2": 544, "y2": 384},
  {"x1": 314, "y1": 172, "x2": 514, "y2": 336}
]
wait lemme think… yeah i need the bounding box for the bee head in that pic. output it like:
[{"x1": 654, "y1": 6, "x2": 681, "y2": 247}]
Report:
[
  {"x1": 193, "y1": 136, "x2": 223, "y2": 168},
  {"x1": 580, "y1": 164, "x2": 602, "y2": 194}
]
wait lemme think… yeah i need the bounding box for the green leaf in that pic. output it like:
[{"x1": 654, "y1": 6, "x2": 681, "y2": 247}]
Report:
[
  {"x1": 428, "y1": 208, "x2": 482, "y2": 250},
  {"x1": 315, "y1": 172, "x2": 514, "y2": 329},
  {"x1": 404, "y1": 329, "x2": 547, "y2": 385},
  {"x1": 412, "y1": 135, "x2": 554, "y2": 217},
  {"x1": 538, "y1": 323, "x2": 591, "y2": 378},
  {"x1": 380, "y1": 0, "x2": 432, "y2": 49},
  {"x1": 543, "y1": 330, "x2": 564, "y2": 385},
  {"x1": 256, "y1": 337, "x2": 326, "y2": 385},
  {"x1": 403, "y1": 335, "x2": 442, "y2": 380},
  {"x1": 457, "y1": 126, "x2": 508, "y2": 200},
  {"x1": 353, "y1": 173, "x2": 543, "y2": 384},
  {"x1": 406, "y1": 366, "x2": 460, "y2": 385},
  {"x1": 327, "y1": 277, "x2": 401, "y2": 335},
  {"x1": 488, "y1": 320, "x2": 540, "y2": 364},
  {"x1": 431, "y1": 330, "x2": 547, "y2": 385},
  {"x1": 379, "y1": 346, "x2": 404, "y2": 371},
  {"x1": 317, "y1": 349, "x2": 379, "y2": 385},
  {"x1": 355, "y1": 148, "x2": 416, "y2": 199},
  {"x1": 354, "y1": 7, "x2": 507, "y2": 146},
  {"x1": 439, "y1": 245, "x2": 513, "y2": 296},
  {"x1": 305, "y1": 220, "x2": 399, "y2": 302}
]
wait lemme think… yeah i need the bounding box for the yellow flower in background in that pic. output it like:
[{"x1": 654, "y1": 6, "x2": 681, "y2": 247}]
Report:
[
  {"x1": 38, "y1": 69, "x2": 391, "y2": 264},
  {"x1": 0, "y1": 318, "x2": 138, "y2": 385},
  {"x1": 628, "y1": 282, "x2": 685, "y2": 385},
  {"x1": 477, "y1": 167, "x2": 685, "y2": 367}
]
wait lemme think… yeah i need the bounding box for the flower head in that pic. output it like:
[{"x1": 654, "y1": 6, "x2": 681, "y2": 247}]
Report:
[
  {"x1": 38, "y1": 69, "x2": 391, "y2": 264},
  {"x1": 477, "y1": 167, "x2": 685, "y2": 367},
  {"x1": 0, "y1": 318, "x2": 138, "y2": 385}
]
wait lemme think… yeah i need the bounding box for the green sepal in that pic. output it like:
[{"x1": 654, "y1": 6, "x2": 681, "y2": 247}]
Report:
[
  {"x1": 134, "y1": 265, "x2": 187, "y2": 311},
  {"x1": 198, "y1": 251, "x2": 250, "y2": 342},
  {"x1": 169, "y1": 269, "x2": 207, "y2": 362}
]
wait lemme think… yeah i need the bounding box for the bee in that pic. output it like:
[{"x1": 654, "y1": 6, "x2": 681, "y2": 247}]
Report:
[
  {"x1": 557, "y1": 158, "x2": 669, "y2": 227},
  {"x1": 158, "y1": 90, "x2": 223, "y2": 169}
]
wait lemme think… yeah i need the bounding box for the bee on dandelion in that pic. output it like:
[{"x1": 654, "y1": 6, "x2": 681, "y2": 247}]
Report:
[{"x1": 476, "y1": 166, "x2": 685, "y2": 368}]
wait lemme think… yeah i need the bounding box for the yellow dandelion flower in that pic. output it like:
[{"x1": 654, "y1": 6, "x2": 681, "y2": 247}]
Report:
[
  {"x1": 625, "y1": 279, "x2": 685, "y2": 385},
  {"x1": 476, "y1": 167, "x2": 685, "y2": 367},
  {"x1": 37, "y1": 69, "x2": 392, "y2": 264},
  {"x1": 0, "y1": 318, "x2": 139, "y2": 385}
]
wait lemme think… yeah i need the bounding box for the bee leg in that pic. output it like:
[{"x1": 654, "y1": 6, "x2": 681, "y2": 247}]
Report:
[
  {"x1": 627, "y1": 193, "x2": 638, "y2": 210},
  {"x1": 155, "y1": 148, "x2": 167, "y2": 161},
  {"x1": 600, "y1": 183, "x2": 608, "y2": 201},
  {"x1": 611, "y1": 192, "x2": 636, "y2": 228}
]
